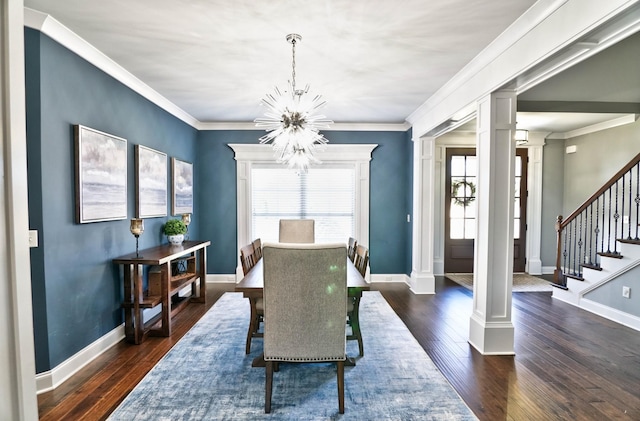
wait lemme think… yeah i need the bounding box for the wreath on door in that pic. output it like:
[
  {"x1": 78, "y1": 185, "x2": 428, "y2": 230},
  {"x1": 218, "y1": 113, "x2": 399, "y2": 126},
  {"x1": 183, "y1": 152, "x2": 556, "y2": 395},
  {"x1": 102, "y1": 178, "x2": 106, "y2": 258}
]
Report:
[{"x1": 451, "y1": 180, "x2": 476, "y2": 207}]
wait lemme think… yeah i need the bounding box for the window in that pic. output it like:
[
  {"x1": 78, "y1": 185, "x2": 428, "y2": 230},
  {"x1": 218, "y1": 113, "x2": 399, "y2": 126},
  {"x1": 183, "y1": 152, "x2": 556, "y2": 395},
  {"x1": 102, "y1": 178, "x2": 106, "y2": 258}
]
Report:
[
  {"x1": 230, "y1": 143, "x2": 376, "y2": 273},
  {"x1": 449, "y1": 154, "x2": 477, "y2": 239},
  {"x1": 251, "y1": 165, "x2": 355, "y2": 243},
  {"x1": 448, "y1": 152, "x2": 524, "y2": 240}
]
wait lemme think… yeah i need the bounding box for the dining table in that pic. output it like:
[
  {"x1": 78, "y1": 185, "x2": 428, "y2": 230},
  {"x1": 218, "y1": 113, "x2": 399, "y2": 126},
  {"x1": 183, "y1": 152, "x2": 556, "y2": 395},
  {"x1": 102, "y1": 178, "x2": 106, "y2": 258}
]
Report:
[{"x1": 235, "y1": 256, "x2": 370, "y2": 366}]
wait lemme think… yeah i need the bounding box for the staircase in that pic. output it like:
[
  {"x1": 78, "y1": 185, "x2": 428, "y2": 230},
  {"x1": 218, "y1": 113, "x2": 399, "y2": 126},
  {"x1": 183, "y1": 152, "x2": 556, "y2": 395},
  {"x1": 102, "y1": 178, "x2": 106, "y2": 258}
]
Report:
[
  {"x1": 553, "y1": 240, "x2": 640, "y2": 301},
  {"x1": 552, "y1": 152, "x2": 640, "y2": 330}
]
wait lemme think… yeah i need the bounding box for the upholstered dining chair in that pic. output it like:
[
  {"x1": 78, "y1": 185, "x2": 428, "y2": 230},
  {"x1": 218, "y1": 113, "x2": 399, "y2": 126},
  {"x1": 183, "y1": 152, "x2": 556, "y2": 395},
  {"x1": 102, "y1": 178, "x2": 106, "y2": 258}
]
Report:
[
  {"x1": 240, "y1": 242, "x2": 263, "y2": 354},
  {"x1": 278, "y1": 219, "x2": 315, "y2": 243},
  {"x1": 348, "y1": 244, "x2": 369, "y2": 356},
  {"x1": 347, "y1": 237, "x2": 357, "y2": 262},
  {"x1": 262, "y1": 242, "x2": 348, "y2": 414}
]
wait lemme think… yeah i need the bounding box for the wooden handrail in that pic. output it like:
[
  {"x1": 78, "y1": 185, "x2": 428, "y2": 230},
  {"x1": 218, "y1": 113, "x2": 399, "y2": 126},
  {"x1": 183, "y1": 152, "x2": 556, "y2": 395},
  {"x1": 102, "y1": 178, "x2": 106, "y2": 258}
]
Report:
[
  {"x1": 560, "y1": 152, "x2": 640, "y2": 230},
  {"x1": 554, "y1": 151, "x2": 640, "y2": 287}
]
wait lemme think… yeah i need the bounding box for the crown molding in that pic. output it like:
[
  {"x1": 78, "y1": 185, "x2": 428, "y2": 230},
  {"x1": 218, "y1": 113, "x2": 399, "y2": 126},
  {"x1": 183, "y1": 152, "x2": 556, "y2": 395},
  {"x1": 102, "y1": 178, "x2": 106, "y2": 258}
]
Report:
[
  {"x1": 407, "y1": 0, "x2": 571, "y2": 129},
  {"x1": 24, "y1": 8, "x2": 411, "y2": 134},
  {"x1": 407, "y1": 0, "x2": 640, "y2": 138},
  {"x1": 24, "y1": 8, "x2": 199, "y2": 128},
  {"x1": 228, "y1": 143, "x2": 378, "y2": 162},
  {"x1": 546, "y1": 114, "x2": 638, "y2": 139},
  {"x1": 196, "y1": 121, "x2": 410, "y2": 132}
]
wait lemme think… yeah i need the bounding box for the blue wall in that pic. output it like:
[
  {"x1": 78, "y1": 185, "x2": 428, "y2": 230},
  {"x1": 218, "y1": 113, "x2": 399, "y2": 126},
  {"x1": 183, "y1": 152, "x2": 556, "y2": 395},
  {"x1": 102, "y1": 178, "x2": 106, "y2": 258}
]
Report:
[
  {"x1": 197, "y1": 130, "x2": 413, "y2": 275},
  {"x1": 25, "y1": 29, "x2": 199, "y2": 372},
  {"x1": 25, "y1": 28, "x2": 413, "y2": 374}
]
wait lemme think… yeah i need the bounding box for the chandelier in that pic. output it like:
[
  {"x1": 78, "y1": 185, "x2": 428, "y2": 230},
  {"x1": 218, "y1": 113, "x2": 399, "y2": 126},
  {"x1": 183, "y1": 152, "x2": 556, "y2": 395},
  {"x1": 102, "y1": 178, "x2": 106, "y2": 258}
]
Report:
[{"x1": 255, "y1": 34, "x2": 333, "y2": 172}]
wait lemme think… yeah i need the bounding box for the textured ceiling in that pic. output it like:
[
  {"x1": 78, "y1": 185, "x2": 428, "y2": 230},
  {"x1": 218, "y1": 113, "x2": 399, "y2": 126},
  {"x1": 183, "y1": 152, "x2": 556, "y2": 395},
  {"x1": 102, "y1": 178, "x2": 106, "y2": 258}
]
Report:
[{"x1": 24, "y1": 0, "x2": 538, "y2": 124}]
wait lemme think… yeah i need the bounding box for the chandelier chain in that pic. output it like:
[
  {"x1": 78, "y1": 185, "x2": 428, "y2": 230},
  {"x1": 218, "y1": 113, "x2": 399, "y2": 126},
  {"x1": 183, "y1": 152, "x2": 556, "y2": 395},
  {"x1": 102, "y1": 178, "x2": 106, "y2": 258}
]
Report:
[{"x1": 291, "y1": 37, "x2": 297, "y2": 93}]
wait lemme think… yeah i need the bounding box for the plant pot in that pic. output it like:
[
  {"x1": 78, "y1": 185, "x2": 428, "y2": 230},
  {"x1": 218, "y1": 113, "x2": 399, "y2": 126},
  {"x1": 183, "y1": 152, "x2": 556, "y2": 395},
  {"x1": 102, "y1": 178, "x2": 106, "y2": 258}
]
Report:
[{"x1": 167, "y1": 234, "x2": 184, "y2": 245}]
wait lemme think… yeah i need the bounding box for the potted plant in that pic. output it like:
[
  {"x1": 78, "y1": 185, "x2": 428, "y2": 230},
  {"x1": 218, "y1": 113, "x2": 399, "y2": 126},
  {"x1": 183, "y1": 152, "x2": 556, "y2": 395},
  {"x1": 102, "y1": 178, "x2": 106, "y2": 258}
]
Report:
[{"x1": 163, "y1": 218, "x2": 187, "y2": 245}]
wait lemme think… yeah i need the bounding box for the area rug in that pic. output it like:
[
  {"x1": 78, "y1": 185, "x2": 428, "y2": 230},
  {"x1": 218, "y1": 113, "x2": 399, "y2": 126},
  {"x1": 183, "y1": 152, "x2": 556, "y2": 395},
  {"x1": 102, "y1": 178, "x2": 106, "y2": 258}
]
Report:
[
  {"x1": 446, "y1": 273, "x2": 553, "y2": 292},
  {"x1": 108, "y1": 291, "x2": 477, "y2": 420}
]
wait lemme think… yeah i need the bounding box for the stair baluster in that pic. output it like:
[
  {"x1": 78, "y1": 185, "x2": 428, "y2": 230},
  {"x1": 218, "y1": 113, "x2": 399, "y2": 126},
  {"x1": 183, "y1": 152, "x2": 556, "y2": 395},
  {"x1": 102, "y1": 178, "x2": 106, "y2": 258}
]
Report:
[{"x1": 553, "y1": 152, "x2": 640, "y2": 288}]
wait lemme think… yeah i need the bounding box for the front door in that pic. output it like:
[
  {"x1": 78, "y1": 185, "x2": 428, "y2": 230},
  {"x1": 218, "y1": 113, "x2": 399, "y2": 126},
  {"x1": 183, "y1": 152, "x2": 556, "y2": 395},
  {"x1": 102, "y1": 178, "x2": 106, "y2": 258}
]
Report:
[{"x1": 444, "y1": 148, "x2": 528, "y2": 273}]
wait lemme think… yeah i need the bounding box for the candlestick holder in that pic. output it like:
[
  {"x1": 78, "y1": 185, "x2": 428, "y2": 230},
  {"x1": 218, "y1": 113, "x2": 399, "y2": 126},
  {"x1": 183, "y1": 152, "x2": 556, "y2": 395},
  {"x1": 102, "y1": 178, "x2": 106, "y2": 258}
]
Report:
[{"x1": 130, "y1": 218, "x2": 144, "y2": 258}]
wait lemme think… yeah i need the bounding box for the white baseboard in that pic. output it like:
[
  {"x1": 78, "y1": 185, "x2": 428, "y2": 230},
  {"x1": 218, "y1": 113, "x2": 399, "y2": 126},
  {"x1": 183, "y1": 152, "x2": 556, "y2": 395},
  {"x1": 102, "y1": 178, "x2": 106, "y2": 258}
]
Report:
[
  {"x1": 36, "y1": 324, "x2": 124, "y2": 394},
  {"x1": 580, "y1": 298, "x2": 640, "y2": 332},
  {"x1": 542, "y1": 266, "x2": 556, "y2": 275},
  {"x1": 370, "y1": 274, "x2": 411, "y2": 284},
  {"x1": 207, "y1": 273, "x2": 236, "y2": 283},
  {"x1": 208, "y1": 272, "x2": 412, "y2": 285},
  {"x1": 36, "y1": 276, "x2": 229, "y2": 394}
]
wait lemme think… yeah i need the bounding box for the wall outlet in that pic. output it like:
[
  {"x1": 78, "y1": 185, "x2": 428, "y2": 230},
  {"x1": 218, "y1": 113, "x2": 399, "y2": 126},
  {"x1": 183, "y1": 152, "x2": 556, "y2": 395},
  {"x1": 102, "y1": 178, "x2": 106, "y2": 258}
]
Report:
[{"x1": 622, "y1": 286, "x2": 631, "y2": 299}]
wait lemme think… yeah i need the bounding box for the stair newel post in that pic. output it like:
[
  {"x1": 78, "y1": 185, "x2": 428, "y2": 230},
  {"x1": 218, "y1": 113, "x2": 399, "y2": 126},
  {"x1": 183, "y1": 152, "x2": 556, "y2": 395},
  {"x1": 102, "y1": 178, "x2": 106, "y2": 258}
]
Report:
[{"x1": 554, "y1": 215, "x2": 565, "y2": 287}]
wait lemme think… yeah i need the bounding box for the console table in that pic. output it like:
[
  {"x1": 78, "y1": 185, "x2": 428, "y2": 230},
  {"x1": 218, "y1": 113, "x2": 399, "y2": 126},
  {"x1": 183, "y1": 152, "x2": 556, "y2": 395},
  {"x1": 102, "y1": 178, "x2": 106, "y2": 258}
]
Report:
[{"x1": 113, "y1": 240, "x2": 210, "y2": 344}]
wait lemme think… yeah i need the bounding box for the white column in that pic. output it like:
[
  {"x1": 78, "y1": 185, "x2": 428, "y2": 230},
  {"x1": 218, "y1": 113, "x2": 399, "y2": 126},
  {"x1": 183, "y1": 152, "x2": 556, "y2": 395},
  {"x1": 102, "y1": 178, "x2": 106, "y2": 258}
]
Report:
[
  {"x1": 525, "y1": 140, "x2": 544, "y2": 275},
  {"x1": 469, "y1": 90, "x2": 517, "y2": 355},
  {"x1": 1, "y1": 0, "x2": 39, "y2": 419},
  {"x1": 410, "y1": 136, "x2": 436, "y2": 294},
  {"x1": 234, "y1": 158, "x2": 251, "y2": 281}
]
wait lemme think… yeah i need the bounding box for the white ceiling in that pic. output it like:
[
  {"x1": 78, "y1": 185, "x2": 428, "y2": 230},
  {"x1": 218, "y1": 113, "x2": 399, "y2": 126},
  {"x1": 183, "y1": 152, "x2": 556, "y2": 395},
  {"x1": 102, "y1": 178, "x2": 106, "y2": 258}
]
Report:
[
  {"x1": 24, "y1": 0, "x2": 538, "y2": 124},
  {"x1": 23, "y1": 1, "x2": 640, "y2": 135}
]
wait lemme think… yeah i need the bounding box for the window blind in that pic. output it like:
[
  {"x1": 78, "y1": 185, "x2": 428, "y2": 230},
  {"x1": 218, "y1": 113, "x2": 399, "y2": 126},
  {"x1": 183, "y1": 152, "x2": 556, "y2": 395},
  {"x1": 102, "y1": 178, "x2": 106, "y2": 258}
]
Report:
[{"x1": 251, "y1": 165, "x2": 355, "y2": 244}]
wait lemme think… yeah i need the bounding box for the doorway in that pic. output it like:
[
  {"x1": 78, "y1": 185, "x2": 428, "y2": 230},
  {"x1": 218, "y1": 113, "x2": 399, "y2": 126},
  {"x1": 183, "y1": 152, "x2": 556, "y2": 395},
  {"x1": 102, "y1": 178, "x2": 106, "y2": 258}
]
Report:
[{"x1": 444, "y1": 148, "x2": 528, "y2": 273}]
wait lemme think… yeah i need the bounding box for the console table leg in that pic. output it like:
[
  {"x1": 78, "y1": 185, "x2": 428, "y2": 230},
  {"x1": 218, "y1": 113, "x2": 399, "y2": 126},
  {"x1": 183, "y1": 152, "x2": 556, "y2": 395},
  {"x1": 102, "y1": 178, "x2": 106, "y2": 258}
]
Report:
[
  {"x1": 134, "y1": 264, "x2": 145, "y2": 344},
  {"x1": 123, "y1": 264, "x2": 135, "y2": 342},
  {"x1": 198, "y1": 248, "x2": 207, "y2": 302},
  {"x1": 159, "y1": 263, "x2": 171, "y2": 336}
]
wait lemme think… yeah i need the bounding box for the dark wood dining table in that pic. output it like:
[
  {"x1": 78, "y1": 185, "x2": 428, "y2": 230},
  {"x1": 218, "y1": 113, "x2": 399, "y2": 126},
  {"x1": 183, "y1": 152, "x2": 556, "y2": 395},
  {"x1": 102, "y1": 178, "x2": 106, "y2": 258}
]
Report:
[{"x1": 235, "y1": 257, "x2": 370, "y2": 366}]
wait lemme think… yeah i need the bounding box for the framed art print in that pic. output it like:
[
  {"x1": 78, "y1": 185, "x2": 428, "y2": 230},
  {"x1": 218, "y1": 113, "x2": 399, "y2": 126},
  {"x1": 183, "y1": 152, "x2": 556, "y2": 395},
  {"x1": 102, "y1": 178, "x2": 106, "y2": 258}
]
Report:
[
  {"x1": 171, "y1": 157, "x2": 193, "y2": 215},
  {"x1": 135, "y1": 145, "x2": 168, "y2": 218},
  {"x1": 74, "y1": 125, "x2": 127, "y2": 223}
]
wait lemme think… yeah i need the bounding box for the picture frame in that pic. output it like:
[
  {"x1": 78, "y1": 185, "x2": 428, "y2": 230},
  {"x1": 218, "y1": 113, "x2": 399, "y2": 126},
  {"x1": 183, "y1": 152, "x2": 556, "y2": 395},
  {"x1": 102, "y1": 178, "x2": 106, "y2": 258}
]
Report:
[
  {"x1": 74, "y1": 125, "x2": 128, "y2": 224},
  {"x1": 171, "y1": 157, "x2": 193, "y2": 215},
  {"x1": 135, "y1": 145, "x2": 168, "y2": 218}
]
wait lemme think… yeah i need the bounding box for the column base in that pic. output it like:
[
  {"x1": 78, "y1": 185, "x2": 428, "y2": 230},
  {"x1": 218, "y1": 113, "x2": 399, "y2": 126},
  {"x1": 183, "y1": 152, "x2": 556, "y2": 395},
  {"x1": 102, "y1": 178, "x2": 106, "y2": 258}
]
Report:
[
  {"x1": 526, "y1": 258, "x2": 543, "y2": 275},
  {"x1": 468, "y1": 314, "x2": 515, "y2": 355},
  {"x1": 409, "y1": 271, "x2": 435, "y2": 294}
]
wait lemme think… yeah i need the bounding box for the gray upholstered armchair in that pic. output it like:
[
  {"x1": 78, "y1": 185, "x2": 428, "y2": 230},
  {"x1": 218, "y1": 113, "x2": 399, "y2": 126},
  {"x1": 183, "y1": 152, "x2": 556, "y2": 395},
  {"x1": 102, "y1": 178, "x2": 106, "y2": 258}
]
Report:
[
  {"x1": 262, "y1": 242, "x2": 348, "y2": 414},
  {"x1": 278, "y1": 219, "x2": 315, "y2": 243}
]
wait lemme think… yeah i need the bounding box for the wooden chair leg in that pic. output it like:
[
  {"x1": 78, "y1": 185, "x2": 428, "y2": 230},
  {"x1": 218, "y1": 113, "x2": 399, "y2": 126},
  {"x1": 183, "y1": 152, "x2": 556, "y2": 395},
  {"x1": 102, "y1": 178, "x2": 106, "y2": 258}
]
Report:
[
  {"x1": 246, "y1": 298, "x2": 258, "y2": 354},
  {"x1": 337, "y1": 360, "x2": 345, "y2": 414},
  {"x1": 265, "y1": 361, "x2": 273, "y2": 413},
  {"x1": 349, "y1": 296, "x2": 364, "y2": 356}
]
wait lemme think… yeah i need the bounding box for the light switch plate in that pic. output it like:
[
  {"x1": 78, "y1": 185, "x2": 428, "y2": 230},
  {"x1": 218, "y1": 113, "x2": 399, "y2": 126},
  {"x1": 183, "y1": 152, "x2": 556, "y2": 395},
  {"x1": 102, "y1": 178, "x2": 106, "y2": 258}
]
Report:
[{"x1": 28, "y1": 230, "x2": 38, "y2": 248}]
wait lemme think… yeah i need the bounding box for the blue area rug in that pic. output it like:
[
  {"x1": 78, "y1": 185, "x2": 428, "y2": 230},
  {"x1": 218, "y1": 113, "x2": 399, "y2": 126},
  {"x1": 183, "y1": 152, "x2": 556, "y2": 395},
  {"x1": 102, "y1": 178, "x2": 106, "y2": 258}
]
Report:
[{"x1": 108, "y1": 291, "x2": 477, "y2": 420}]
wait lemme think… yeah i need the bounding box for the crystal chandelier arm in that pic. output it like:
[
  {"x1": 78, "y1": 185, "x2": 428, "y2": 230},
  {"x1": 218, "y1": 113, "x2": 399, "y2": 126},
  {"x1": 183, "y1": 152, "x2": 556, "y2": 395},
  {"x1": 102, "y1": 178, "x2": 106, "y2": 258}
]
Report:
[{"x1": 253, "y1": 33, "x2": 333, "y2": 173}]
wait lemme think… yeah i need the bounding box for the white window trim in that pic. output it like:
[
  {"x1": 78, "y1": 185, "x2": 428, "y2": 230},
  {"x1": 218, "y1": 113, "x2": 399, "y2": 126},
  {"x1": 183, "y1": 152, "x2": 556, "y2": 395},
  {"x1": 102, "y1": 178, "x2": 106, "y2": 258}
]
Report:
[{"x1": 229, "y1": 143, "x2": 377, "y2": 279}]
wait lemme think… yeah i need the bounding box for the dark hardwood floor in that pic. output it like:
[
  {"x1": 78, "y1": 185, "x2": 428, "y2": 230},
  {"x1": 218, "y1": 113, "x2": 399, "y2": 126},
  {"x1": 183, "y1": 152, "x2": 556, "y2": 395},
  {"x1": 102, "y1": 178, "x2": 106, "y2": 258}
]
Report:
[{"x1": 37, "y1": 278, "x2": 640, "y2": 420}]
